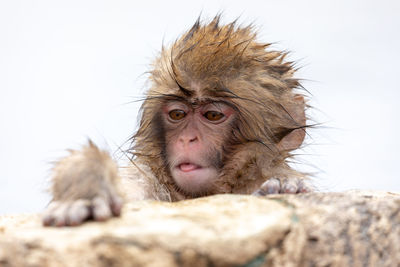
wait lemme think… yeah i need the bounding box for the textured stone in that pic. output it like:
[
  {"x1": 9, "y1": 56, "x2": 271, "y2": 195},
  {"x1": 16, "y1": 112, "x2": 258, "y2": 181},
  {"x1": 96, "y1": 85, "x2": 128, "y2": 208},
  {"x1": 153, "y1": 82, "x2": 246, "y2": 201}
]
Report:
[{"x1": 0, "y1": 191, "x2": 399, "y2": 267}]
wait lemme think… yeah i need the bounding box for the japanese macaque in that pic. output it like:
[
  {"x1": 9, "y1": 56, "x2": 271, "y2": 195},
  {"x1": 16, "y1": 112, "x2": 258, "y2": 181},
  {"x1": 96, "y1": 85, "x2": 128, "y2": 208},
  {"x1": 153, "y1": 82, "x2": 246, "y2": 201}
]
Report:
[{"x1": 43, "y1": 16, "x2": 312, "y2": 227}]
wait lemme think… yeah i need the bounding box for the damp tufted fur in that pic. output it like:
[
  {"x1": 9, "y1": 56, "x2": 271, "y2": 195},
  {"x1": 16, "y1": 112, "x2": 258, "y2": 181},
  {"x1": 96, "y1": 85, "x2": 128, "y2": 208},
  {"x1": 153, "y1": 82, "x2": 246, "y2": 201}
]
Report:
[{"x1": 132, "y1": 16, "x2": 309, "y2": 200}]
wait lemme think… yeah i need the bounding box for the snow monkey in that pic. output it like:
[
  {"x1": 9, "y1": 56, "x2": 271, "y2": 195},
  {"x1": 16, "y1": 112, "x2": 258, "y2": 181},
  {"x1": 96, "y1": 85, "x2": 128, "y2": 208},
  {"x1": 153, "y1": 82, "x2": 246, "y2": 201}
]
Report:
[{"x1": 43, "y1": 16, "x2": 312, "y2": 227}]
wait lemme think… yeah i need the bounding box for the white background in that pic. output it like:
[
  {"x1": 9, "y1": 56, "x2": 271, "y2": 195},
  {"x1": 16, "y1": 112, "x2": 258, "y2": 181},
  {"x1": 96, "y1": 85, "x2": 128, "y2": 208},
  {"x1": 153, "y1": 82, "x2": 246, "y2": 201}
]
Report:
[{"x1": 1, "y1": 0, "x2": 399, "y2": 215}]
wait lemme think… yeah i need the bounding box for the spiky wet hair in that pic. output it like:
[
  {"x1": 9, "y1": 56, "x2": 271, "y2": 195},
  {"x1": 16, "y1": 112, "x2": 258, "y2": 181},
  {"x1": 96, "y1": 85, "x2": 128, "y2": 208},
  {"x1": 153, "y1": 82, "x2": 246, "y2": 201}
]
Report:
[{"x1": 133, "y1": 16, "x2": 306, "y2": 163}]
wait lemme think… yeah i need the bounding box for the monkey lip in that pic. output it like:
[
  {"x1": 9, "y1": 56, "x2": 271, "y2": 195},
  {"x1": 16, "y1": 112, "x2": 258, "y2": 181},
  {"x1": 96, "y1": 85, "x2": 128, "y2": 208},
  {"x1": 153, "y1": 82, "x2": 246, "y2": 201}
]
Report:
[
  {"x1": 178, "y1": 163, "x2": 202, "y2": 172},
  {"x1": 171, "y1": 161, "x2": 217, "y2": 194}
]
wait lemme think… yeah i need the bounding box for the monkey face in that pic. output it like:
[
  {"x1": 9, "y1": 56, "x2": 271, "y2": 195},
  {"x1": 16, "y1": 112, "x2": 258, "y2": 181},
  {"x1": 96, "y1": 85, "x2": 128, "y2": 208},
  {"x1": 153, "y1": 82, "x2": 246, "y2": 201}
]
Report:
[{"x1": 162, "y1": 100, "x2": 236, "y2": 195}]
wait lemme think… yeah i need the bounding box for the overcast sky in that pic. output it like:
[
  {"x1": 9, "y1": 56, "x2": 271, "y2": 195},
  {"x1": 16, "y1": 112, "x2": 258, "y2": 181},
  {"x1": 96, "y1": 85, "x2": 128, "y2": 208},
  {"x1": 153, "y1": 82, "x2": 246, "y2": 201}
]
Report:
[{"x1": 1, "y1": 0, "x2": 399, "y2": 215}]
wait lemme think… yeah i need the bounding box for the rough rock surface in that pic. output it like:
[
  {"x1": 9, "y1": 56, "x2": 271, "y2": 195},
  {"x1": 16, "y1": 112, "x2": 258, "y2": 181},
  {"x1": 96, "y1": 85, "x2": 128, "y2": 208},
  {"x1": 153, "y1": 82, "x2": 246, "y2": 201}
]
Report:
[{"x1": 0, "y1": 191, "x2": 399, "y2": 267}]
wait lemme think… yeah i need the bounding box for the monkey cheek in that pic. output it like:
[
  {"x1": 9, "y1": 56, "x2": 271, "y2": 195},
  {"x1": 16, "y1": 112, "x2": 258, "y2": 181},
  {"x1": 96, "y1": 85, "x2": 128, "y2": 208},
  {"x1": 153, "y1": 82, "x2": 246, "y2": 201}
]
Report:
[{"x1": 171, "y1": 167, "x2": 218, "y2": 194}]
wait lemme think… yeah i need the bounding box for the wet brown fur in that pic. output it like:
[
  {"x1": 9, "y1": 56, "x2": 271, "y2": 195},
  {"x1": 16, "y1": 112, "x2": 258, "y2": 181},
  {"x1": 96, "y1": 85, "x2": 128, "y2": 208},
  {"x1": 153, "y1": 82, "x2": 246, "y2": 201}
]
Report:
[{"x1": 132, "y1": 16, "x2": 308, "y2": 200}]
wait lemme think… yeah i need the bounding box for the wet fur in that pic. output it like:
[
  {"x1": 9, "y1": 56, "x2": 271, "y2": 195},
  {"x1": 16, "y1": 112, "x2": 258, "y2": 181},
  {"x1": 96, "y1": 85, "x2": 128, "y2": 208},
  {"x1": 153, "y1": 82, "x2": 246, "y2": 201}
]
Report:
[{"x1": 131, "y1": 16, "x2": 308, "y2": 200}]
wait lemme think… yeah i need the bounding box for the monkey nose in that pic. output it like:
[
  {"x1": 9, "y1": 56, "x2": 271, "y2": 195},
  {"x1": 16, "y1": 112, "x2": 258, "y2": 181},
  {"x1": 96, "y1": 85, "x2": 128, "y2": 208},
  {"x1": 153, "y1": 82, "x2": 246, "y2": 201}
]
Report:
[
  {"x1": 179, "y1": 135, "x2": 199, "y2": 148},
  {"x1": 179, "y1": 134, "x2": 198, "y2": 143}
]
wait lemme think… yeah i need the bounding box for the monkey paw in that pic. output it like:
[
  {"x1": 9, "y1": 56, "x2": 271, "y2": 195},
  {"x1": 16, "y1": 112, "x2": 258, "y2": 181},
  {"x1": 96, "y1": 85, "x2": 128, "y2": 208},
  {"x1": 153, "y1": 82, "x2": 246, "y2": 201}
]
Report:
[
  {"x1": 252, "y1": 177, "x2": 312, "y2": 196},
  {"x1": 42, "y1": 193, "x2": 123, "y2": 227}
]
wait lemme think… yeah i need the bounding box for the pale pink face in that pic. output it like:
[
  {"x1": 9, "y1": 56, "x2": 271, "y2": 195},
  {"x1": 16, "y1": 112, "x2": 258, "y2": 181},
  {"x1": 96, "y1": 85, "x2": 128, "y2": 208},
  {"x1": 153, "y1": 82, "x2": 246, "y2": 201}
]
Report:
[{"x1": 162, "y1": 100, "x2": 235, "y2": 195}]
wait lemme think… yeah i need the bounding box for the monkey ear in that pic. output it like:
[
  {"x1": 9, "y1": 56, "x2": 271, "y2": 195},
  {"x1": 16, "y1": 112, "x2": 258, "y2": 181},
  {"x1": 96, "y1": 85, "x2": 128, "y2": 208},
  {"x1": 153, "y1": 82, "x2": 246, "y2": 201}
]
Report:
[{"x1": 277, "y1": 95, "x2": 306, "y2": 152}]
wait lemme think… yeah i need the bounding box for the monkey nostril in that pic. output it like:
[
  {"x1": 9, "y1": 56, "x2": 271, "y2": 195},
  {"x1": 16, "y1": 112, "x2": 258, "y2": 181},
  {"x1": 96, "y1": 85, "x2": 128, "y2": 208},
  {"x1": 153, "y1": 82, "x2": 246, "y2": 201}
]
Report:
[{"x1": 189, "y1": 137, "x2": 198, "y2": 143}]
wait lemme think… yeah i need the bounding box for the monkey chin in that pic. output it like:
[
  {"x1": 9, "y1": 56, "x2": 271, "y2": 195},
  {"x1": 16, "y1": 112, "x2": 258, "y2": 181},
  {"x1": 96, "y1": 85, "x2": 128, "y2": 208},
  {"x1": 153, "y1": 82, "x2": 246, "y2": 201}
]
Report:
[{"x1": 170, "y1": 163, "x2": 218, "y2": 195}]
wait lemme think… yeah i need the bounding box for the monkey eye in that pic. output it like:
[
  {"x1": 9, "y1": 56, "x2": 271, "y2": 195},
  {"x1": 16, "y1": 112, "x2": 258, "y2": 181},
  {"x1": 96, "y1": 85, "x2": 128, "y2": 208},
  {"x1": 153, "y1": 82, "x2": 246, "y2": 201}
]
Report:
[
  {"x1": 204, "y1": 111, "x2": 224, "y2": 121},
  {"x1": 169, "y1": 109, "x2": 186, "y2": 121}
]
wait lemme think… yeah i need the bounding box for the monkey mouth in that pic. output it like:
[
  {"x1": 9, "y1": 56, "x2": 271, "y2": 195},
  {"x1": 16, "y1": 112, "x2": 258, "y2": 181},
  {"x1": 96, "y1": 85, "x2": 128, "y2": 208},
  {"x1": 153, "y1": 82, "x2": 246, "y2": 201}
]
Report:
[
  {"x1": 178, "y1": 163, "x2": 202, "y2": 172},
  {"x1": 171, "y1": 161, "x2": 217, "y2": 194}
]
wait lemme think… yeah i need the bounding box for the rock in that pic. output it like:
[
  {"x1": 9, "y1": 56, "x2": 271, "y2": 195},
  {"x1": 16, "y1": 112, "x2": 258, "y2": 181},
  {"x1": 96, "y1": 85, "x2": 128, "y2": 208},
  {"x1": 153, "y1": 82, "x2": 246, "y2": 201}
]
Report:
[{"x1": 0, "y1": 191, "x2": 399, "y2": 267}]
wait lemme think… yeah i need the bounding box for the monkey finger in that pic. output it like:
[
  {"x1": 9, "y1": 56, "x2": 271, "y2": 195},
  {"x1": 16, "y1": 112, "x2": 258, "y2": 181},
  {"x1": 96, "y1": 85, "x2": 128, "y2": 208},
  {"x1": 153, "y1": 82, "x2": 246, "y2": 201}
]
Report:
[
  {"x1": 106, "y1": 185, "x2": 123, "y2": 216},
  {"x1": 110, "y1": 195, "x2": 123, "y2": 216},
  {"x1": 51, "y1": 202, "x2": 71, "y2": 227},
  {"x1": 42, "y1": 201, "x2": 61, "y2": 226},
  {"x1": 66, "y1": 199, "x2": 91, "y2": 226},
  {"x1": 297, "y1": 179, "x2": 313, "y2": 193},
  {"x1": 92, "y1": 197, "x2": 112, "y2": 221},
  {"x1": 281, "y1": 178, "x2": 299, "y2": 194},
  {"x1": 252, "y1": 178, "x2": 281, "y2": 196}
]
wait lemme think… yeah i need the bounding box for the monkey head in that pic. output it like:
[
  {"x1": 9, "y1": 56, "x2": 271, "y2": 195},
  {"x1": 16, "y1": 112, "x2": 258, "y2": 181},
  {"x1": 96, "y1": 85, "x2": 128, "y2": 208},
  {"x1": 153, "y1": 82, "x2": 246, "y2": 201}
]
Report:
[{"x1": 132, "y1": 16, "x2": 307, "y2": 198}]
